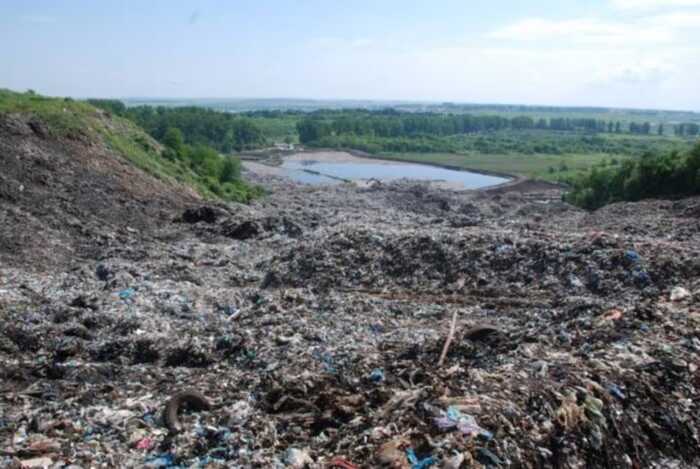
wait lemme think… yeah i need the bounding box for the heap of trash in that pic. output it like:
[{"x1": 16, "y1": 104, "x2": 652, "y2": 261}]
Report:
[{"x1": 1, "y1": 173, "x2": 699, "y2": 467}]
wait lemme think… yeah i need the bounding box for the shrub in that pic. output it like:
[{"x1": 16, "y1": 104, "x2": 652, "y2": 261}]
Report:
[{"x1": 566, "y1": 142, "x2": 700, "y2": 209}]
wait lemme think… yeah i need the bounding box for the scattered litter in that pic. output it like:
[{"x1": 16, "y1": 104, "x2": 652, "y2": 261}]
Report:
[
  {"x1": 376, "y1": 438, "x2": 409, "y2": 467},
  {"x1": 624, "y1": 250, "x2": 641, "y2": 264},
  {"x1": 434, "y1": 407, "x2": 492, "y2": 439},
  {"x1": 328, "y1": 457, "x2": 361, "y2": 469},
  {"x1": 118, "y1": 287, "x2": 135, "y2": 300},
  {"x1": 369, "y1": 368, "x2": 385, "y2": 383},
  {"x1": 284, "y1": 447, "x2": 313, "y2": 468},
  {"x1": 136, "y1": 437, "x2": 155, "y2": 450},
  {"x1": 670, "y1": 286, "x2": 691, "y2": 301},
  {"x1": 476, "y1": 447, "x2": 503, "y2": 466},
  {"x1": 608, "y1": 384, "x2": 626, "y2": 401},
  {"x1": 442, "y1": 452, "x2": 465, "y2": 469},
  {"x1": 463, "y1": 324, "x2": 501, "y2": 341},
  {"x1": 601, "y1": 308, "x2": 624, "y2": 321},
  {"x1": 164, "y1": 391, "x2": 212, "y2": 434},
  {"x1": 2, "y1": 174, "x2": 699, "y2": 467},
  {"x1": 406, "y1": 448, "x2": 436, "y2": 469},
  {"x1": 19, "y1": 457, "x2": 54, "y2": 468}
]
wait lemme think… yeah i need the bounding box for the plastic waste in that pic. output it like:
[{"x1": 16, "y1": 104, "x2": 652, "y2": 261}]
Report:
[
  {"x1": 434, "y1": 407, "x2": 492, "y2": 439},
  {"x1": 624, "y1": 250, "x2": 641, "y2": 264},
  {"x1": 144, "y1": 453, "x2": 176, "y2": 468},
  {"x1": 607, "y1": 384, "x2": 626, "y2": 401},
  {"x1": 406, "y1": 448, "x2": 436, "y2": 469},
  {"x1": 670, "y1": 286, "x2": 691, "y2": 301},
  {"x1": 118, "y1": 287, "x2": 135, "y2": 300},
  {"x1": 369, "y1": 368, "x2": 385, "y2": 383},
  {"x1": 284, "y1": 447, "x2": 313, "y2": 468}
]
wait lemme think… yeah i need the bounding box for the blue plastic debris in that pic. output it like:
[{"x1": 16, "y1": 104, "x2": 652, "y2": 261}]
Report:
[
  {"x1": 569, "y1": 274, "x2": 584, "y2": 288},
  {"x1": 118, "y1": 287, "x2": 135, "y2": 300},
  {"x1": 476, "y1": 447, "x2": 503, "y2": 466},
  {"x1": 495, "y1": 244, "x2": 514, "y2": 255},
  {"x1": 369, "y1": 368, "x2": 385, "y2": 383},
  {"x1": 142, "y1": 411, "x2": 156, "y2": 426},
  {"x1": 632, "y1": 270, "x2": 651, "y2": 286},
  {"x1": 144, "y1": 453, "x2": 178, "y2": 468},
  {"x1": 406, "y1": 448, "x2": 436, "y2": 469},
  {"x1": 608, "y1": 384, "x2": 626, "y2": 401},
  {"x1": 434, "y1": 406, "x2": 492, "y2": 439},
  {"x1": 220, "y1": 305, "x2": 240, "y2": 316},
  {"x1": 624, "y1": 250, "x2": 641, "y2": 264},
  {"x1": 312, "y1": 350, "x2": 337, "y2": 374},
  {"x1": 447, "y1": 407, "x2": 461, "y2": 420}
]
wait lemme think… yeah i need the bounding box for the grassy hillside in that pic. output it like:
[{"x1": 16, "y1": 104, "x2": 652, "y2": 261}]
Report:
[{"x1": 0, "y1": 89, "x2": 261, "y2": 202}]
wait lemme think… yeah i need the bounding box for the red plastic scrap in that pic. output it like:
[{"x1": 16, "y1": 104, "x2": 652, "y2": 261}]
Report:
[
  {"x1": 136, "y1": 437, "x2": 155, "y2": 450},
  {"x1": 328, "y1": 456, "x2": 361, "y2": 469}
]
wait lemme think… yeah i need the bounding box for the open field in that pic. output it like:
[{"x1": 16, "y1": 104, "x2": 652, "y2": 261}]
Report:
[{"x1": 376, "y1": 151, "x2": 630, "y2": 181}]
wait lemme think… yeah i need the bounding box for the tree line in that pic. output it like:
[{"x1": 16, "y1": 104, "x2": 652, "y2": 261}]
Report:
[
  {"x1": 675, "y1": 123, "x2": 700, "y2": 137},
  {"x1": 295, "y1": 110, "x2": 676, "y2": 145},
  {"x1": 88, "y1": 100, "x2": 266, "y2": 152}
]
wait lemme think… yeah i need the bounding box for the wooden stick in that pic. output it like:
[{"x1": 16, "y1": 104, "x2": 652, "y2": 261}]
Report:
[{"x1": 437, "y1": 310, "x2": 458, "y2": 367}]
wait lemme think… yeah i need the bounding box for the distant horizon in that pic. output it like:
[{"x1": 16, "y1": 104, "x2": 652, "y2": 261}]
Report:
[
  {"x1": 3, "y1": 1, "x2": 700, "y2": 111},
  {"x1": 6, "y1": 86, "x2": 699, "y2": 114},
  {"x1": 113, "y1": 95, "x2": 700, "y2": 114}
]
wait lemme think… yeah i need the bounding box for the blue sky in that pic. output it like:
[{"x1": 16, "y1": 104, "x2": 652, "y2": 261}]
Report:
[{"x1": 1, "y1": 0, "x2": 699, "y2": 109}]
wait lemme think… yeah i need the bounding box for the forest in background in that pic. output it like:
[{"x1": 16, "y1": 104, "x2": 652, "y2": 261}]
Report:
[{"x1": 86, "y1": 97, "x2": 700, "y2": 208}]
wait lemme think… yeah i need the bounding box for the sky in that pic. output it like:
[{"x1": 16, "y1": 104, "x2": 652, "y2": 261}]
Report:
[{"x1": 1, "y1": 0, "x2": 699, "y2": 110}]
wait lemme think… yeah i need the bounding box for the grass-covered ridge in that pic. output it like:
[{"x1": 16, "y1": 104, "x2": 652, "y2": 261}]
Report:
[{"x1": 0, "y1": 89, "x2": 262, "y2": 203}]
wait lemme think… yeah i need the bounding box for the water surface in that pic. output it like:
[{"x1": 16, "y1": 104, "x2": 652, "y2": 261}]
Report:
[{"x1": 280, "y1": 159, "x2": 508, "y2": 189}]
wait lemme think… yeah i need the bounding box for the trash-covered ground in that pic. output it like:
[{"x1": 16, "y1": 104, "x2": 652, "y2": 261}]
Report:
[{"x1": 2, "y1": 159, "x2": 700, "y2": 467}]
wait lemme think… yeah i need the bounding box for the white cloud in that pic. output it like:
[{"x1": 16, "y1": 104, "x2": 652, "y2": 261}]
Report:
[
  {"x1": 488, "y1": 17, "x2": 672, "y2": 45},
  {"x1": 488, "y1": 10, "x2": 700, "y2": 46},
  {"x1": 611, "y1": 0, "x2": 700, "y2": 10},
  {"x1": 386, "y1": 44, "x2": 697, "y2": 108},
  {"x1": 652, "y1": 12, "x2": 700, "y2": 28}
]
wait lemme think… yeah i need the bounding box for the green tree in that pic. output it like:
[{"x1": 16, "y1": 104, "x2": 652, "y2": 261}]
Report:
[
  {"x1": 87, "y1": 99, "x2": 126, "y2": 116},
  {"x1": 219, "y1": 156, "x2": 241, "y2": 183},
  {"x1": 566, "y1": 142, "x2": 700, "y2": 209},
  {"x1": 163, "y1": 127, "x2": 185, "y2": 154}
]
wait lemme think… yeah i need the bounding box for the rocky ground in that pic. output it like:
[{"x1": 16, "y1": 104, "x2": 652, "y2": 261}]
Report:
[{"x1": 1, "y1": 120, "x2": 699, "y2": 467}]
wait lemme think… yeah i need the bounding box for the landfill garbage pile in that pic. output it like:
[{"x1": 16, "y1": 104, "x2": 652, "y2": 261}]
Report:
[
  {"x1": 0, "y1": 113, "x2": 199, "y2": 271},
  {"x1": 1, "y1": 147, "x2": 700, "y2": 467}
]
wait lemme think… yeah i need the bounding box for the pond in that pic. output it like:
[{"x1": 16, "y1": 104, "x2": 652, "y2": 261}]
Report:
[{"x1": 279, "y1": 159, "x2": 509, "y2": 189}]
